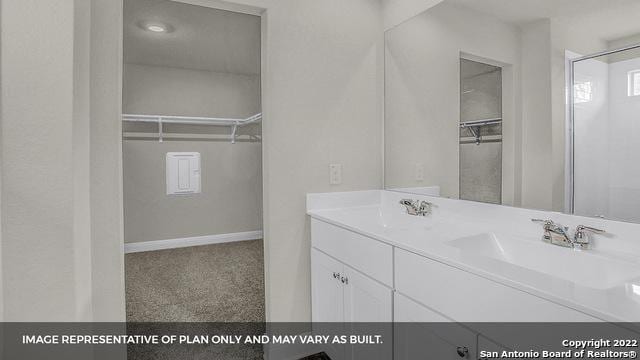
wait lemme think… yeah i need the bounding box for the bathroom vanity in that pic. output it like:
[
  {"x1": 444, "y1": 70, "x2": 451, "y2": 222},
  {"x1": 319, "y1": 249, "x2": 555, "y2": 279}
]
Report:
[{"x1": 308, "y1": 190, "x2": 640, "y2": 359}]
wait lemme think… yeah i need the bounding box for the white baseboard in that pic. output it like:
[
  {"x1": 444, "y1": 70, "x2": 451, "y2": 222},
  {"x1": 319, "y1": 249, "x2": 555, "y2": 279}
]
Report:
[{"x1": 124, "y1": 230, "x2": 263, "y2": 253}]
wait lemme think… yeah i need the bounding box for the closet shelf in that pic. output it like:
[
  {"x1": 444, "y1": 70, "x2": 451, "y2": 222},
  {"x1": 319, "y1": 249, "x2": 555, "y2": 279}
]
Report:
[
  {"x1": 122, "y1": 113, "x2": 262, "y2": 143},
  {"x1": 123, "y1": 132, "x2": 261, "y2": 142}
]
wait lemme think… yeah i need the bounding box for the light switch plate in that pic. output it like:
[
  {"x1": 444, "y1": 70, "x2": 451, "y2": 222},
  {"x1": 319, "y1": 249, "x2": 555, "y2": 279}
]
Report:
[{"x1": 329, "y1": 164, "x2": 342, "y2": 185}]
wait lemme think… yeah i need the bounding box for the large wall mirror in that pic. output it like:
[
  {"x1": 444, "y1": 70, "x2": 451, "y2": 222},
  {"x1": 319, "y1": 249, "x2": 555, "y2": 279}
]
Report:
[{"x1": 384, "y1": 0, "x2": 640, "y2": 223}]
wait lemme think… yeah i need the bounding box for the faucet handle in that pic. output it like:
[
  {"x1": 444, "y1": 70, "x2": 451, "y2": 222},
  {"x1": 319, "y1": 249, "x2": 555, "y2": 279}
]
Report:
[
  {"x1": 531, "y1": 218, "x2": 552, "y2": 224},
  {"x1": 531, "y1": 218, "x2": 566, "y2": 229},
  {"x1": 531, "y1": 218, "x2": 558, "y2": 228},
  {"x1": 418, "y1": 201, "x2": 435, "y2": 216},
  {"x1": 574, "y1": 225, "x2": 605, "y2": 242},
  {"x1": 573, "y1": 225, "x2": 605, "y2": 249},
  {"x1": 399, "y1": 199, "x2": 418, "y2": 215},
  {"x1": 576, "y1": 225, "x2": 605, "y2": 234}
]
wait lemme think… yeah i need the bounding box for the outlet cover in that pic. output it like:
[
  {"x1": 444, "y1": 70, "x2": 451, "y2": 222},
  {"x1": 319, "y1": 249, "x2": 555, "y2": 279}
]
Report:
[{"x1": 329, "y1": 164, "x2": 342, "y2": 185}]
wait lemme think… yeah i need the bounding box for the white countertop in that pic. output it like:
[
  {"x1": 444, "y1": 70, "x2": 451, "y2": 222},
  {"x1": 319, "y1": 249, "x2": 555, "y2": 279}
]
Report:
[{"x1": 307, "y1": 190, "x2": 640, "y2": 322}]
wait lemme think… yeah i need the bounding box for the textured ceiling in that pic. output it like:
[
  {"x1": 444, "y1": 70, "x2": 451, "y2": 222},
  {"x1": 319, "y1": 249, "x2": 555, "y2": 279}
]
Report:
[{"x1": 124, "y1": 0, "x2": 260, "y2": 75}]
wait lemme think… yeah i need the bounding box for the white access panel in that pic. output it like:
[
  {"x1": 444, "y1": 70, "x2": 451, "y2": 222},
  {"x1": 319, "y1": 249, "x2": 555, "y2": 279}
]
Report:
[{"x1": 166, "y1": 152, "x2": 201, "y2": 195}]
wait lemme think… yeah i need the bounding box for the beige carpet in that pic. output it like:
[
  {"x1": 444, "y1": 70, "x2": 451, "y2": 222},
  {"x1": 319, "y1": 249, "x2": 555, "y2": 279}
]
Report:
[{"x1": 125, "y1": 239, "x2": 265, "y2": 322}]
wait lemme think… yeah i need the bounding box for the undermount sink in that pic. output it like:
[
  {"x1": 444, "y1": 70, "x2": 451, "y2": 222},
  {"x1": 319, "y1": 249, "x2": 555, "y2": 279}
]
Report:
[{"x1": 447, "y1": 233, "x2": 640, "y2": 290}]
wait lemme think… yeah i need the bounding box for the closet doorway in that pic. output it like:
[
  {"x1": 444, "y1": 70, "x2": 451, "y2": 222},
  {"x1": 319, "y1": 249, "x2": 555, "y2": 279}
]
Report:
[
  {"x1": 459, "y1": 58, "x2": 503, "y2": 205},
  {"x1": 121, "y1": 0, "x2": 264, "y2": 322}
]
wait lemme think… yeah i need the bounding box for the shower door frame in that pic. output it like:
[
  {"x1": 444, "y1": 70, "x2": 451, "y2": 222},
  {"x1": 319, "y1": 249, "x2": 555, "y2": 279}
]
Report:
[{"x1": 567, "y1": 42, "x2": 640, "y2": 215}]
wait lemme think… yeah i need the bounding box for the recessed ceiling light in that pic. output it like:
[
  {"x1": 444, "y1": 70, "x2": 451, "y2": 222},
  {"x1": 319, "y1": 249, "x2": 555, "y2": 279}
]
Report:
[
  {"x1": 138, "y1": 21, "x2": 174, "y2": 34},
  {"x1": 147, "y1": 24, "x2": 166, "y2": 32}
]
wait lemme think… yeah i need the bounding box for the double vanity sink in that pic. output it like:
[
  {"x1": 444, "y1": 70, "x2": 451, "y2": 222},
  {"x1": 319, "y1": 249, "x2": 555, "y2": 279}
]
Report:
[
  {"x1": 450, "y1": 232, "x2": 640, "y2": 291},
  {"x1": 307, "y1": 190, "x2": 640, "y2": 359}
]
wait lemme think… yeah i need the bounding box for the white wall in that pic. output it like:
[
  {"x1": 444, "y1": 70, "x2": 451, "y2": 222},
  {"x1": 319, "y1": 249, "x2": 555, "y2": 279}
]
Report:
[
  {"x1": 123, "y1": 140, "x2": 262, "y2": 242},
  {"x1": 1, "y1": 0, "x2": 87, "y2": 320},
  {"x1": 0, "y1": 0, "x2": 125, "y2": 322},
  {"x1": 259, "y1": 0, "x2": 383, "y2": 322},
  {"x1": 1, "y1": 0, "x2": 80, "y2": 321},
  {"x1": 123, "y1": 64, "x2": 262, "y2": 243},
  {"x1": 90, "y1": 0, "x2": 127, "y2": 323},
  {"x1": 124, "y1": 64, "x2": 260, "y2": 118},
  {"x1": 177, "y1": 0, "x2": 384, "y2": 323},
  {"x1": 520, "y1": 20, "x2": 553, "y2": 210},
  {"x1": 384, "y1": 1, "x2": 521, "y2": 201}
]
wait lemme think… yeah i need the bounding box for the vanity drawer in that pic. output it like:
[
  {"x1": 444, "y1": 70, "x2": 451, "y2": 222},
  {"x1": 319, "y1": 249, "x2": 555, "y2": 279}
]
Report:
[
  {"x1": 311, "y1": 219, "x2": 393, "y2": 286},
  {"x1": 394, "y1": 249, "x2": 600, "y2": 322},
  {"x1": 394, "y1": 293, "x2": 478, "y2": 360}
]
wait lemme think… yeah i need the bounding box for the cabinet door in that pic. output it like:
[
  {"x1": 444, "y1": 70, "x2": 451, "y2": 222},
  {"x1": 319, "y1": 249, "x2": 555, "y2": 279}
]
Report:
[
  {"x1": 311, "y1": 249, "x2": 344, "y2": 322},
  {"x1": 394, "y1": 293, "x2": 477, "y2": 360},
  {"x1": 343, "y1": 265, "x2": 392, "y2": 322},
  {"x1": 311, "y1": 249, "x2": 346, "y2": 360},
  {"x1": 343, "y1": 265, "x2": 393, "y2": 360}
]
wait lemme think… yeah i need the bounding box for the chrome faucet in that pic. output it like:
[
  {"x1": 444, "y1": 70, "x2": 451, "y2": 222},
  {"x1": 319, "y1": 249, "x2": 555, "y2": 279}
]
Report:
[
  {"x1": 400, "y1": 199, "x2": 435, "y2": 216},
  {"x1": 531, "y1": 219, "x2": 605, "y2": 249}
]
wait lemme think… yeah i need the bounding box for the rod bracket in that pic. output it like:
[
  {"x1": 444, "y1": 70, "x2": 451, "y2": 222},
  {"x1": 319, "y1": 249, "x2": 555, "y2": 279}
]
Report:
[
  {"x1": 230, "y1": 121, "x2": 239, "y2": 144},
  {"x1": 158, "y1": 117, "x2": 164, "y2": 143}
]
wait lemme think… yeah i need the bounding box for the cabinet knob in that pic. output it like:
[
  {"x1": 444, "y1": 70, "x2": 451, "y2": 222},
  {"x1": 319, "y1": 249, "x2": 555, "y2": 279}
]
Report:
[{"x1": 456, "y1": 346, "x2": 468, "y2": 358}]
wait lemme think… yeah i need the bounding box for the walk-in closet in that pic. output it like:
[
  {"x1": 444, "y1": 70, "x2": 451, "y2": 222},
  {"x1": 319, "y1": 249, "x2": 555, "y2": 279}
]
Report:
[{"x1": 121, "y1": 0, "x2": 264, "y2": 322}]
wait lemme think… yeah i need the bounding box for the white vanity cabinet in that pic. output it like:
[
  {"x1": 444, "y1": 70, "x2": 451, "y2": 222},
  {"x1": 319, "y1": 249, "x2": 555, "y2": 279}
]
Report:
[
  {"x1": 311, "y1": 248, "x2": 347, "y2": 323},
  {"x1": 310, "y1": 217, "x2": 605, "y2": 359},
  {"x1": 311, "y1": 219, "x2": 393, "y2": 286},
  {"x1": 311, "y1": 218, "x2": 394, "y2": 360},
  {"x1": 310, "y1": 219, "x2": 394, "y2": 323},
  {"x1": 311, "y1": 248, "x2": 393, "y2": 360},
  {"x1": 311, "y1": 248, "x2": 393, "y2": 323}
]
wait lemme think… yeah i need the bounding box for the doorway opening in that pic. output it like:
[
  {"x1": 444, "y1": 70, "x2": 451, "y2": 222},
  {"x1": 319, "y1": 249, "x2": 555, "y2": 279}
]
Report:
[
  {"x1": 459, "y1": 58, "x2": 503, "y2": 204},
  {"x1": 121, "y1": 0, "x2": 265, "y2": 323}
]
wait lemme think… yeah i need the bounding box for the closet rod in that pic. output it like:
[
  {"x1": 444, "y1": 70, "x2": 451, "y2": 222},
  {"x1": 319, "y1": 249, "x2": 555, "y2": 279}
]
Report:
[
  {"x1": 460, "y1": 134, "x2": 502, "y2": 145},
  {"x1": 122, "y1": 113, "x2": 262, "y2": 143},
  {"x1": 459, "y1": 118, "x2": 502, "y2": 145}
]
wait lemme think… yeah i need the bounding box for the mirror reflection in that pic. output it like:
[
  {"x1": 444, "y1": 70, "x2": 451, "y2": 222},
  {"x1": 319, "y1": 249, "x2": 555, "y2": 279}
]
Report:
[{"x1": 384, "y1": 0, "x2": 640, "y2": 223}]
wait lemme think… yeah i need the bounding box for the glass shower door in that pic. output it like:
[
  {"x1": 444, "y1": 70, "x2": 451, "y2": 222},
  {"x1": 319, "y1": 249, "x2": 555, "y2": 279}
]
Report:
[{"x1": 572, "y1": 46, "x2": 640, "y2": 222}]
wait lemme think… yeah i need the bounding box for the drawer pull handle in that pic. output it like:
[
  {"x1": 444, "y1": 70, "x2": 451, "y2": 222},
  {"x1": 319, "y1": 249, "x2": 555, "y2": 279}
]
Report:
[{"x1": 456, "y1": 346, "x2": 468, "y2": 358}]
